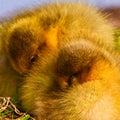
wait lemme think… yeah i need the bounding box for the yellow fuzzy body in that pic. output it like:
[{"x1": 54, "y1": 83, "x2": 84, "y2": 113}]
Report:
[
  {"x1": 0, "y1": 2, "x2": 120, "y2": 119},
  {"x1": 0, "y1": 58, "x2": 20, "y2": 96},
  {"x1": 20, "y1": 40, "x2": 120, "y2": 120},
  {"x1": 3, "y1": 2, "x2": 114, "y2": 74},
  {"x1": 0, "y1": 26, "x2": 21, "y2": 96},
  {"x1": 1, "y1": 2, "x2": 115, "y2": 96}
]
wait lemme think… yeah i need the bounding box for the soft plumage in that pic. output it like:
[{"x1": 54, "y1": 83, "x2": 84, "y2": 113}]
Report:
[
  {"x1": 20, "y1": 40, "x2": 120, "y2": 120},
  {"x1": 3, "y1": 2, "x2": 114, "y2": 74}
]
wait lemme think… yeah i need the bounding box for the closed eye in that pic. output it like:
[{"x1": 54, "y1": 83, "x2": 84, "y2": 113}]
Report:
[
  {"x1": 68, "y1": 66, "x2": 92, "y2": 86},
  {"x1": 68, "y1": 75, "x2": 76, "y2": 86},
  {"x1": 67, "y1": 72, "x2": 80, "y2": 87}
]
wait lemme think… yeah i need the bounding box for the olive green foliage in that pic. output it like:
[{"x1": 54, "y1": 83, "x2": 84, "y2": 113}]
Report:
[
  {"x1": 114, "y1": 29, "x2": 120, "y2": 51},
  {"x1": 0, "y1": 97, "x2": 33, "y2": 120}
]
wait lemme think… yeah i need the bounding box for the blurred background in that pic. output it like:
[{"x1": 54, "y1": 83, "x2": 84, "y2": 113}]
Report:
[{"x1": 0, "y1": 0, "x2": 120, "y2": 28}]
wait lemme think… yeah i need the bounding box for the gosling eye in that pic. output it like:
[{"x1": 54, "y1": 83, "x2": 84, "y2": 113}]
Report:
[
  {"x1": 30, "y1": 55, "x2": 38, "y2": 64},
  {"x1": 68, "y1": 75, "x2": 77, "y2": 86}
]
